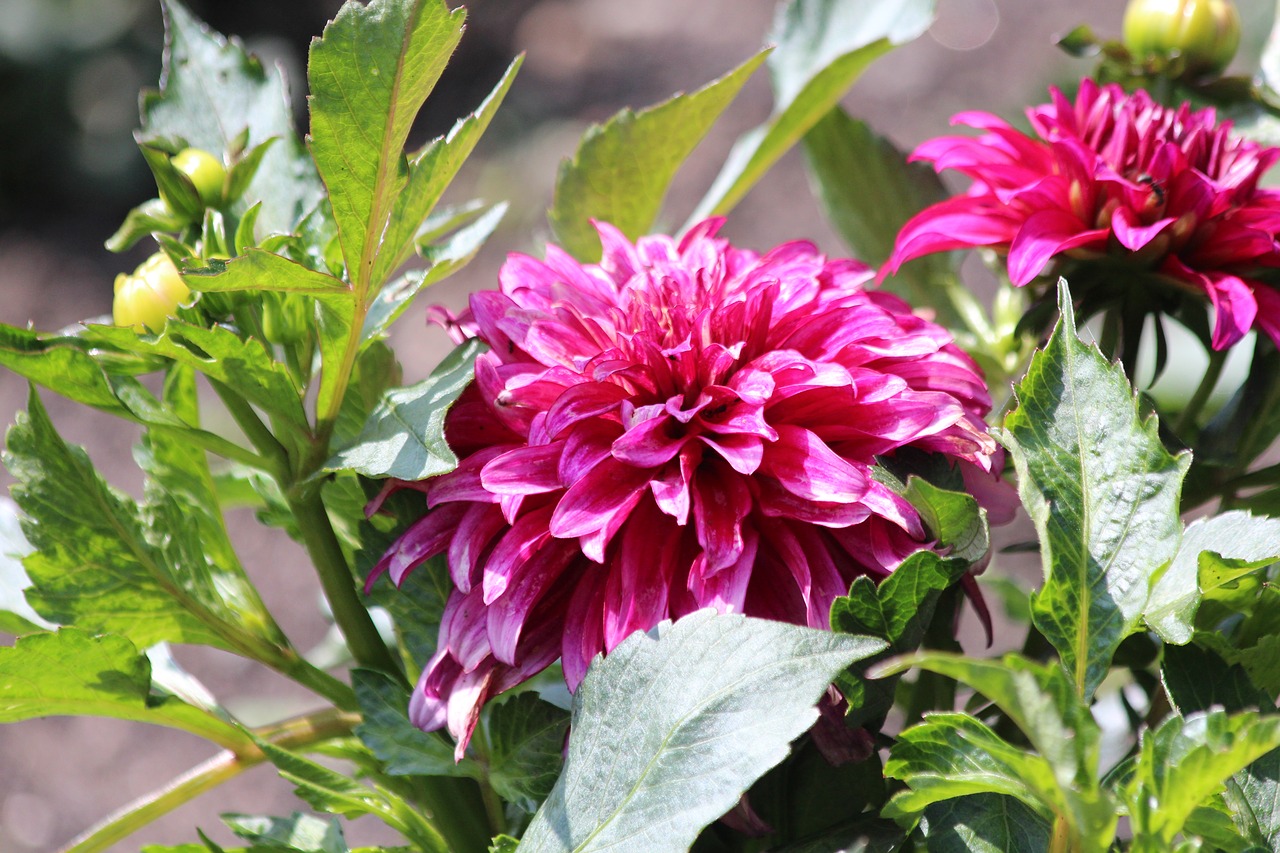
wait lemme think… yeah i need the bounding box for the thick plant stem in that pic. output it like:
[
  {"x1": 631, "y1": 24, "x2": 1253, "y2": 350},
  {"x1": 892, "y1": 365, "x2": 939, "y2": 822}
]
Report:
[
  {"x1": 1048, "y1": 814, "x2": 1072, "y2": 853},
  {"x1": 417, "y1": 776, "x2": 498, "y2": 853},
  {"x1": 288, "y1": 488, "x2": 404, "y2": 679},
  {"x1": 1174, "y1": 347, "x2": 1228, "y2": 436},
  {"x1": 60, "y1": 709, "x2": 360, "y2": 853}
]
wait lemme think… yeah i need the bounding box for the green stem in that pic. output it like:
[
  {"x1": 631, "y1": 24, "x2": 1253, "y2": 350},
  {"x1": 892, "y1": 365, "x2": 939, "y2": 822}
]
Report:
[
  {"x1": 1174, "y1": 347, "x2": 1228, "y2": 436},
  {"x1": 287, "y1": 487, "x2": 404, "y2": 679},
  {"x1": 1048, "y1": 814, "x2": 1072, "y2": 853},
  {"x1": 182, "y1": 426, "x2": 269, "y2": 471},
  {"x1": 417, "y1": 776, "x2": 498, "y2": 853},
  {"x1": 60, "y1": 709, "x2": 360, "y2": 853},
  {"x1": 209, "y1": 377, "x2": 292, "y2": 481}
]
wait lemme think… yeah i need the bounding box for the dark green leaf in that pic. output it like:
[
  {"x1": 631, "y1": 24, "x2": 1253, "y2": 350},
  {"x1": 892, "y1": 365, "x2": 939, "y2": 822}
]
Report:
[
  {"x1": 143, "y1": 0, "x2": 324, "y2": 233},
  {"x1": 690, "y1": 0, "x2": 934, "y2": 221},
  {"x1": 1163, "y1": 642, "x2": 1272, "y2": 717},
  {"x1": 520, "y1": 610, "x2": 886, "y2": 853},
  {"x1": 1146, "y1": 512, "x2": 1280, "y2": 645},
  {"x1": 917, "y1": 794, "x2": 1054, "y2": 853},
  {"x1": 222, "y1": 812, "x2": 348, "y2": 853},
  {"x1": 750, "y1": 741, "x2": 888, "y2": 844},
  {"x1": 308, "y1": 0, "x2": 464, "y2": 291},
  {"x1": 1001, "y1": 281, "x2": 1189, "y2": 698},
  {"x1": 549, "y1": 50, "x2": 766, "y2": 260},
  {"x1": 802, "y1": 107, "x2": 951, "y2": 309},
  {"x1": 830, "y1": 550, "x2": 968, "y2": 727},
  {"x1": 370, "y1": 57, "x2": 521, "y2": 286},
  {"x1": 0, "y1": 629, "x2": 248, "y2": 750},
  {"x1": 7, "y1": 389, "x2": 257, "y2": 651},
  {"x1": 184, "y1": 250, "x2": 349, "y2": 294},
  {"x1": 326, "y1": 337, "x2": 484, "y2": 479},
  {"x1": 352, "y1": 668, "x2": 480, "y2": 779},
  {"x1": 483, "y1": 693, "x2": 570, "y2": 813}
]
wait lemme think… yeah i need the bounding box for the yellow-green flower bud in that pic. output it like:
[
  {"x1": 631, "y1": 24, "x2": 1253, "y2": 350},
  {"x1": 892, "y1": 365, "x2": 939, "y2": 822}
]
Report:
[
  {"x1": 113, "y1": 253, "x2": 191, "y2": 332},
  {"x1": 1123, "y1": 0, "x2": 1241, "y2": 76},
  {"x1": 171, "y1": 147, "x2": 226, "y2": 207}
]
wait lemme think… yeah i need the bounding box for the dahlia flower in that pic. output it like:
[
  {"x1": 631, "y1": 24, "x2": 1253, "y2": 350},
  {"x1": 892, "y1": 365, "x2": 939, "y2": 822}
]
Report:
[
  {"x1": 372, "y1": 219, "x2": 1003, "y2": 757},
  {"x1": 883, "y1": 78, "x2": 1280, "y2": 350}
]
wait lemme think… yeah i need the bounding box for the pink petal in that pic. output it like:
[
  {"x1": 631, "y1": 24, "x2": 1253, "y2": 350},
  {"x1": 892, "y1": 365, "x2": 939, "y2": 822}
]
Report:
[{"x1": 1007, "y1": 209, "x2": 1107, "y2": 285}]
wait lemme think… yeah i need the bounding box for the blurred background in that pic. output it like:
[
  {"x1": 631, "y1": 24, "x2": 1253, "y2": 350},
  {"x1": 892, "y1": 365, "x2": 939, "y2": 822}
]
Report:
[{"x1": 0, "y1": 0, "x2": 1256, "y2": 849}]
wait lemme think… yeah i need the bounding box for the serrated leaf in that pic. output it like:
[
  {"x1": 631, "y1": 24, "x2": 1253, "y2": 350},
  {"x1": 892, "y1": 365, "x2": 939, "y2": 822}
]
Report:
[
  {"x1": 802, "y1": 107, "x2": 952, "y2": 310},
  {"x1": 0, "y1": 629, "x2": 248, "y2": 750},
  {"x1": 308, "y1": 0, "x2": 464, "y2": 293},
  {"x1": 483, "y1": 692, "x2": 570, "y2": 813},
  {"x1": 877, "y1": 652, "x2": 1114, "y2": 848},
  {"x1": 689, "y1": 0, "x2": 934, "y2": 222},
  {"x1": 916, "y1": 794, "x2": 1054, "y2": 853},
  {"x1": 369, "y1": 57, "x2": 521, "y2": 286},
  {"x1": 143, "y1": 0, "x2": 324, "y2": 233},
  {"x1": 519, "y1": 610, "x2": 885, "y2": 853},
  {"x1": 137, "y1": 368, "x2": 284, "y2": 646},
  {"x1": 1128, "y1": 710, "x2": 1280, "y2": 848},
  {"x1": 352, "y1": 668, "x2": 480, "y2": 779},
  {"x1": 222, "y1": 812, "x2": 348, "y2": 853},
  {"x1": 6, "y1": 389, "x2": 256, "y2": 651},
  {"x1": 1146, "y1": 512, "x2": 1280, "y2": 645},
  {"x1": 549, "y1": 50, "x2": 766, "y2": 260},
  {"x1": 184, "y1": 250, "x2": 349, "y2": 294},
  {"x1": 333, "y1": 341, "x2": 402, "y2": 448},
  {"x1": 902, "y1": 478, "x2": 989, "y2": 566},
  {"x1": 326, "y1": 337, "x2": 484, "y2": 479},
  {"x1": 829, "y1": 550, "x2": 968, "y2": 727},
  {"x1": 1001, "y1": 281, "x2": 1189, "y2": 698}
]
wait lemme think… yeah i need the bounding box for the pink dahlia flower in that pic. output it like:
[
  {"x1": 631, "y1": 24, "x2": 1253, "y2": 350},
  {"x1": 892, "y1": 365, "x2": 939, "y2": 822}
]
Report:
[
  {"x1": 884, "y1": 78, "x2": 1280, "y2": 350},
  {"x1": 371, "y1": 219, "x2": 1004, "y2": 758}
]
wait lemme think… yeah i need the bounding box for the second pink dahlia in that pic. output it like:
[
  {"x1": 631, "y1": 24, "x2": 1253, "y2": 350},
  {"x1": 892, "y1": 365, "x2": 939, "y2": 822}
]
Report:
[{"x1": 371, "y1": 219, "x2": 1004, "y2": 757}]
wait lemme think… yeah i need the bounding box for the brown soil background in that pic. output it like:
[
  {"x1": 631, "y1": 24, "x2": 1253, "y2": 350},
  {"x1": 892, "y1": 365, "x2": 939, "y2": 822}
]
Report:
[{"x1": 0, "y1": 0, "x2": 1230, "y2": 849}]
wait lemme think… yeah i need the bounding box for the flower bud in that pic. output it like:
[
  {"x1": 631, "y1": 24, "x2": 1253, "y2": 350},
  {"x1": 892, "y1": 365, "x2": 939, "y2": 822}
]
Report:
[
  {"x1": 1123, "y1": 0, "x2": 1241, "y2": 76},
  {"x1": 171, "y1": 148, "x2": 226, "y2": 207},
  {"x1": 113, "y1": 253, "x2": 191, "y2": 332}
]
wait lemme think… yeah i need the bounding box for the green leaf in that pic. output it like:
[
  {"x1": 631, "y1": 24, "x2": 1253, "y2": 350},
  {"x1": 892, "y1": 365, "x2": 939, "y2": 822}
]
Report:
[
  {"x1": 6, "y1": 389, "x2": 258, "y2": 651},
  {"x1": 902, "y1": 478, "x2": 990, "y2": 566},
  {"x1": 1163, "y1": 642, "x2": 1271, "y2": 717},
  {"x1": 519, "y1": 610, "x2": 886, "y2": 853},
  {"x1": 1000, "y1": 281, "x2": 1189, "y2": 698},
  {"x1": 352, "y1": 668, "x2": 480, "y2": 779},
  {"x1": 0, "y1": 628, "x2": 249, "y2": 750},
  {"x1": 829, "y1": 550, "x2": 969, "y2": 727},
  {"x1": 333, "y1": 341, "x2": 402, "y2": 448},
  {"x1": 362, "y1": 201, "x2": 508, "y2": 346},
  {"x1": 1128, "y1": 709, "x2": 1280, "y2": 849},
  {"x1": 326, "y1": 337, "x2": 484, "y2": 479},
  {"x1": 221, "y1": 812, "x2": 348, "y2": 853},
  {"x1": 749, "y1": 741, "x2": 889, "y2": 844},
  {"x1": 884, "y1": 713, "x2": 1061, "y2": 823},
  {"x1": 548, "y1": 50, "x2": 767, "y2": 261},
  {"x1": 916, "y1": 794, "x2": 1054, "y2": 853},
  {"x1": 183, "y1": 250, "x2": 349, "y2": 294},
  {"x1": 874, "y1": 652, "x2": 1111, "y2": 845},
  {"x1": 689, "y1": 0, "x2": 934, "y2": 222},
  {"x1": 482, "y1": 692, "x2": 570, "y2": 813},
  {"x1": 1145, "y1": 512, "x2": 1280, "y2": 645},
  {"x1": 489, "y1": 837, "x2": 519, "y2": 853},
  {"x1": 369, "y1": 57, "x2": 522, "y2": 287},
  {"x1": 802, "y1": 107, "x2": 950, "y2": 294},
  {"x1": 143, "y1": 0, "x2": 324, "y2": 234},
  {"x1": 137, "y1": 368, "x2": 285, "y2": 646},
  {"x1": 308, "y1": 0, "x2": 464, "y2": 292}
]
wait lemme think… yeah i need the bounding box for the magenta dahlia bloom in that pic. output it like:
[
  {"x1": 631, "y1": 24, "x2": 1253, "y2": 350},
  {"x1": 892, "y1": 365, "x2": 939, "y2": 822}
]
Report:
[
  {"x1": 884, "y1": 78, "x2": 1280, "y2": 350},
  {"x1": 371, "y1": 219, "x2": 1004, "y2": 757}
]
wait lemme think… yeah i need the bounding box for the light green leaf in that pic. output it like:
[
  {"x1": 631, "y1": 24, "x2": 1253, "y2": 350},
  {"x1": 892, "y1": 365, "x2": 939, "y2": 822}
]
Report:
[
  {"x1": 221, "y1": 812, "x2": 348, "y2": 853},
  {"x1": 902, "y1": 477, "x2": 990, "y2": 566},
  {"x1": 183, "y1": 250, "x2": 349, "y2": 294},
  {"x1": 1001, "y1": 280, "x2": 1189, "y2": 698},
  {"x1": 1146, "y1": 511, "x2": 1280, "y2": 645},
  {"x1": 519, "y1": 610, "x2": 885, "y2": 853},
  {"x1": 326, "y1": 337, "x2": 484, "y2": 479},
  {"x1": 1128, "y1": 710, "x2": 1280, "y2": 849},
  {"x1": 308, "y1": 0, "x2": 464, "y2": 292},
  {"x1": 548, "y1": 50, "x2": 767, "y2": 261},
  {"x1": 369, "y1": 57, "x2": 522, "y2": 286},
  {"x1": 916, "y1": 794, "x2": 1054, "y2": 853},
  {"x1": 689, "y1": 0, "x2": 934, "y2": 222},
  {"x1": 0, "y1": 629, "x2": 249, "y2": 750},
  {"x1": 143, "y1": 0, "x2": 324, "y2": 234},
  {"x1": 6, "y1": 389, "x2": 253, "y2": 651},
  {"x1": 352, "y1": 669, "x2": 480, "y2": 779},
  {"x1": 829, "y1": 550, "x2": 969, "y2": 727},
  {"x1": 483, "y1": 693, "x2": 570, "y2": 813},
  {"x1": 333, "y1": 341, "x2": 402, "y2": 448}
]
